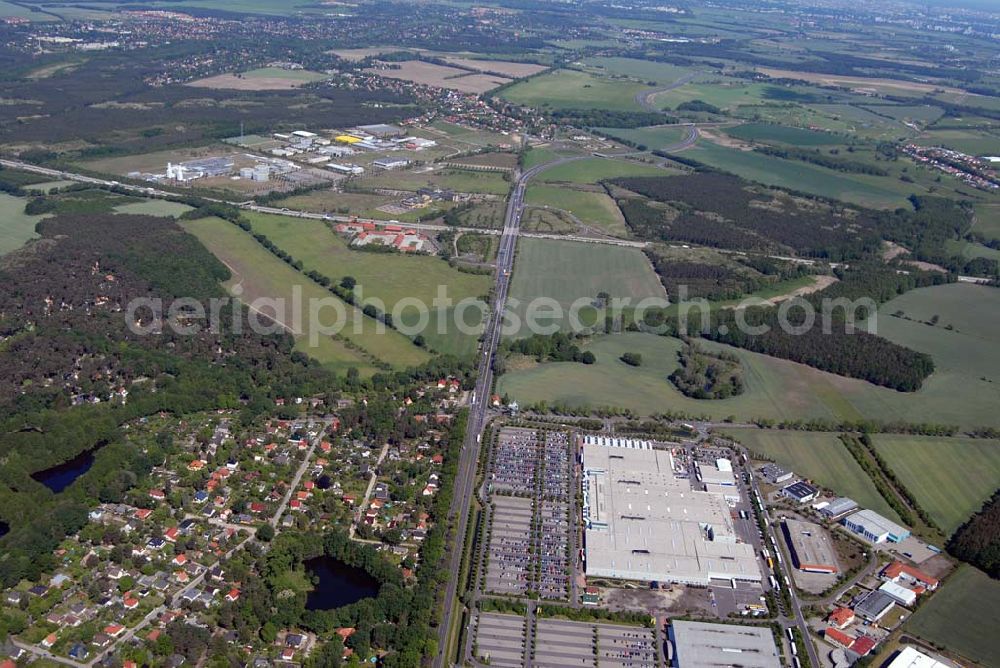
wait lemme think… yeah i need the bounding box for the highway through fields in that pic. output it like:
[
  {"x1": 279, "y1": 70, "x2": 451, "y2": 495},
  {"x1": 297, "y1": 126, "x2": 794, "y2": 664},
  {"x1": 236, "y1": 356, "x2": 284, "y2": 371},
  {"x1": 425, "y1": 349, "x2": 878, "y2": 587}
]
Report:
[
  {"x1": 634, "y1": 71, "x2": 700, "y2": 112},
  {"x1": 432, "y1": 155, "x2": 585, "y2": 668}
]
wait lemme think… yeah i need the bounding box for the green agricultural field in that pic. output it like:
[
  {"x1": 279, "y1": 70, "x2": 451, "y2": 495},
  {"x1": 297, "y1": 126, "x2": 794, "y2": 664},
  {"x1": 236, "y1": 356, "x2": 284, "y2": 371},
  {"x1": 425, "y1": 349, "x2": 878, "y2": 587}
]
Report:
[
  {"x1": 28, "y1": 180, "x2": 77, "y2": 191},
  {"x1": 499, "y1": 283, "x2": 1000, "y2": 428},
  {"x1": 113, "y1": 200, "x2": 193, "y2": 218},
  {"x1": 944, "y1": 239, "x2": 1000, "y2": 263},
  {"x1": 0, "y1": 0, "x2": 55, "y2": 20},
  {"x1": 872, "y1": 435, "x2": 1000, "y2": 533},
  {"x1": 905, "y1": 565, "x2": 1000, "y2": 667},
  {"x1": 679, "y1": 140, "x2": 916, "y2": 208},
  {"x1": 724, "y1": 123, "x2": 842, "y2": 146},
  {"x1": 973, "y1": 203, "x2": 1000, "y2": 242},
  {"x1": 505, "y1": 238, "x2": 663, "y2": 337},
  {"x1": 361, "y1": 167, "x2": 511, "y2": 195},
  {"x1": 914, "y1": 128, "x2": 1000, "y2": 156},
  {"x1": 524, "y1": 185, "x2": 628, "y2": 236},
  {"x1": 0, "y1": 193, "x2": 45, "y2": 255},
  {"x1": 859, "y1": 104, "x2": 945, "y2": 125},
  {"x1": 146, "y1": 0, "x2": 320, "y2": 15},
  {"x1": 500, "y1": 68, "x2": 649, "y2": 111},
  {"x1": 181, "y1": 216, "x2": 430, "y2": 373},
  {"x1": 535, "y1": 157, "x2": 671, "y2": 185},
  {"x1": 720, "y1": 430, "x2": 900, "y2": 520},
  {"x1": 522, "y1": 146, "x2": 589, "y2": 169},
  {"x1": 652, "y1": 79, "x2": 772, "y2": 112},
  {"x1": 245, "y1": 213, "x2": 490, "y2": 357},
  {"x1": 241, "y1": 67, "x2": 327, "y2": 82},
  {"x1": 805, "y1": 104, "x2": 910, "y2": 139},
  {"x1": 426, "y1": 121, "x2": 513, "y2": 148},
  {"x1": 582, "y1": 57, "x2": 701, "y2": 85},
  {"x1": 595, "y1": 125, "x2": 690, "y2": 151}
]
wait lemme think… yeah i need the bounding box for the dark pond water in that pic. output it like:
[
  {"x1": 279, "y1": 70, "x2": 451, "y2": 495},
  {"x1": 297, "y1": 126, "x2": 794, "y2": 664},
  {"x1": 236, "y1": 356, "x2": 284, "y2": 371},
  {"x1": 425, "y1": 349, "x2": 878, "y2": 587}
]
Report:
[
  {"x1": 0, "y1": 521, "x2": 8, "y2": 539},
  {"x1": 31, "y1": 444, "x2": 105, "y2": 493},
  {"x1": 304, "y1": 554, "x2": 379, "y2": 610}
]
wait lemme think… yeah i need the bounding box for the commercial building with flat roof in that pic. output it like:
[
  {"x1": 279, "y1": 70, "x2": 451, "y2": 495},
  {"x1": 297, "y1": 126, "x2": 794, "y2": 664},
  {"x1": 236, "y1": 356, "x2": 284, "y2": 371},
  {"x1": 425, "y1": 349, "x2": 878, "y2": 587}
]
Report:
[
  {"x1": 759, "y1": 463, "x2": 792, "y2": 485},
  {"x1": 842, "y1": 509, "x2": 910, "y2": 544},
  {"x1": 582, "y1": 439, "x2": 760, "y2": 586},
  {"x1": 879, "y1": 580, "x2": 917, "y2": 606},
  {"x1": 781, "y1": 481, "x2": 818, "y2": 503},
  {"x1": 854, "y1": 590, "x2": 895, "y2": 622},
  {"x1": 886, "y1": 646, "x2": 950, "y2": 668},
  {"x1": 782, "y1": 518, "x2": 838, "y2": 574},
  {"x1": 356, "y1": 123, "x2": 403, "y2": 137},
  {"x1": 820, "y1": 497, "x2": 858, "y2": 518},
  {"x1": 669, "y1": 620, "x2": 781, "y2": 668}
]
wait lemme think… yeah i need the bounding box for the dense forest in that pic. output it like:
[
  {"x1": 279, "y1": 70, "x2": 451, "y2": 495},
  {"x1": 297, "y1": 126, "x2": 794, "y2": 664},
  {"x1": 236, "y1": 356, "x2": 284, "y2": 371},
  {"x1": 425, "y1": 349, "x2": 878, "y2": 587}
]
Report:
[
  {"x1": 669, "y1": 342, "x2": 744, "y2": 399},
  {"x1": 502, "y1": 332, "x2": 596, "y2": 364},
  {"x1": 0, "y1": 44, "x2": 418, "y2": 153},
  {"x1": 613, "y1": 173, "x2": 883, "y2": 260},
  {"x1": 627, "y1": 265, "x2": 947, "y2": 391},
  {"x1": 948, "y1": 490, "x2": 1000, "y2": 579},
  {"x1": 645, "y1": 249, "x2": 811, "y2": 301},
  {"x1": 613, "y1": 172, "x2": 975, "y2": 267}
]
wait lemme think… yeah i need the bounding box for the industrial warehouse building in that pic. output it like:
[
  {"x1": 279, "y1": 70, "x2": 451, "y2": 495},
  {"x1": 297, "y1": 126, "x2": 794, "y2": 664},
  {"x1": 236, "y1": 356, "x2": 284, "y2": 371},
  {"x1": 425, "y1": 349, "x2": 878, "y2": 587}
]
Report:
[
  {"x1": 356, "y1": 123, "x2": 404, "y2": 138},
  {"x1": 782, "y1": 518, "x2": 839, "y2": 574},
  {"x1": 759, "y1": 463, "x2": 792, "y2": 485},
  {"x1": 582, "y1": 438, "x2": 760, "y2": 586},
  {"x1": 854, "y1": 590, "x2": 896, "y2": 622},
  {"x1": 780, "y1": 480, "x2": 818, "y2": 504},
  {"x1": 820, "y1": 497, "x2": 858, "y2": 519},
  {"x1": 886, "y1": 646, "x2": 951, "y2": 668},
  {"x1": 879, "y1": 580, "x2": 917, "y2": 606},
  {"x1": 842, "y1": 509, "x2": 910, "y2": 544},
  {"x1": 697, "y1": 459, "x2": 739, "y2": 501},
  {"x1": 669, "y1": 621, "x2": 781, "y2": 668}
]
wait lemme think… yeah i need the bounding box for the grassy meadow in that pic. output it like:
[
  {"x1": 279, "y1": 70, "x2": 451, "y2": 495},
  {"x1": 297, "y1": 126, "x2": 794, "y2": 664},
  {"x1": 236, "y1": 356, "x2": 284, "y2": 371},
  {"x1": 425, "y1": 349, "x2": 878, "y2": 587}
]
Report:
[
  {"x1": 505, "y1": 239, "x2": 664, "y2": 337},
  {"x1": 113, "y1": 200, "x2": 193, "y2": 218},
  {"x1": 245, "y1": 212, "x2": 490, "y2": 357},
  {"x1": 500, "y1": 69, "x2": 649, "y2": 111},
  {"x1": 872, "y1": 435, "x2": 1000, "y2": 533},
  {"x1": 524, "y1": 185, "x2": 629, "y2": 236},
  {"x1": 181, "y1": 216, "x2": 430, "y2": 373},
  {"x1": 676, "y1": 139, "x2": 915, "y2": 208},
  {"x1": 724, "y1": 123, "x2": 842, "y2": 146},
  {"x1": 498, "y1": 283, "x2": 1000, "y2": 428},
  {"x1": 905, "y1": 565, "x2": 1000, "y2": 667},
  {"x1": 535, "y1": 157, "x2": 672, "y2": 184},
  {"x1": 0, "y1": 193, "x2": 44, "y2": 255}
]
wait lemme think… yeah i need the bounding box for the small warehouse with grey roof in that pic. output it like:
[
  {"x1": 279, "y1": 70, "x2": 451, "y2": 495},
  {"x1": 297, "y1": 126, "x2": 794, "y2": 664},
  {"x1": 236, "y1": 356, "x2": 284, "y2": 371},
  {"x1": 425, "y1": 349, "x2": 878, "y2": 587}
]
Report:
[
  {"x1": 668, "y1": 620, "x2": 781, "y2": 668},
  {"x1": 582, "y1": 437, "x2": 760, "y2": 586},
  {"x1": 782, "y1": 518, "x2": 838, "y2": 574}
]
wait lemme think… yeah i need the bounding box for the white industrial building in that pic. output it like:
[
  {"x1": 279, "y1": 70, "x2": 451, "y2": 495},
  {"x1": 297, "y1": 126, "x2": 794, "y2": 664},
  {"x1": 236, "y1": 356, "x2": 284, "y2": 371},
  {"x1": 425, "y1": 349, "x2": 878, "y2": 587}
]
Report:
[
  {"x1": 373, "y1": 157, "x2": 410, "y2": 170},
  {"x1": 582, "y1": 438, "x2": 760, "y2": 586},
  {"x1": 668, "y1": 621, "x2": 781, "y2": 668},
  {"x1": 879, "y1": 580, "x2": 917, "y2": 606},
  {"x1": 819, "y1": 497, "x2": 858, "y2": 518},
  {"x1": 697, "y1": 459, "x2": 739, "y2": 501},
  {"x1": 842, "y1": 509, "x2": 910, "y2": 543},
  {"x1": 886, "y1": 646, "x2": 951, "y2": 668},
  {"x1": 327, "y1": 163, "x2": 365, "y2": 175}
]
